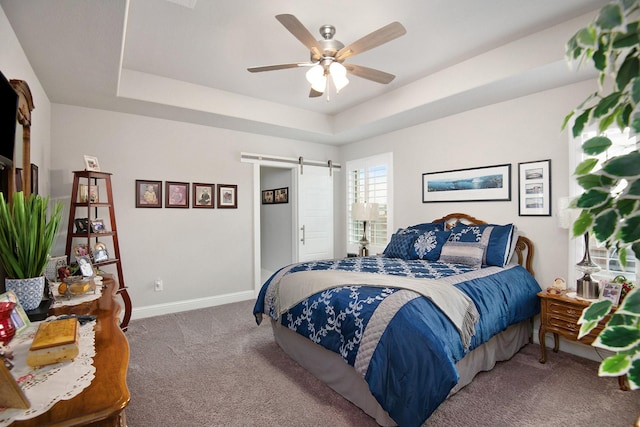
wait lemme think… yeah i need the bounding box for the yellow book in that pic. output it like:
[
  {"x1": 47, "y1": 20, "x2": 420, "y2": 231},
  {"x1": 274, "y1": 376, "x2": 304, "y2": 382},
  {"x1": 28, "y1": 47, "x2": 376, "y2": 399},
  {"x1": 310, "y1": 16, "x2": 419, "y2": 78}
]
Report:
[{"x1": 26, "y1": 318, "x2": 79, "y2": 367}]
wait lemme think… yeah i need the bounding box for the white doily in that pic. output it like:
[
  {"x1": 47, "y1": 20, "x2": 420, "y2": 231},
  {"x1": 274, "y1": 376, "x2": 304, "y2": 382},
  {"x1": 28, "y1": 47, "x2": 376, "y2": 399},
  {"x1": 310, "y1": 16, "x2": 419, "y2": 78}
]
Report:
[
  {"x1": 0, "y1": 319, "x2": 96, "y2": 425},
  {"x1": 49, "y1": 281, "x2": 103, "y2": 307}
]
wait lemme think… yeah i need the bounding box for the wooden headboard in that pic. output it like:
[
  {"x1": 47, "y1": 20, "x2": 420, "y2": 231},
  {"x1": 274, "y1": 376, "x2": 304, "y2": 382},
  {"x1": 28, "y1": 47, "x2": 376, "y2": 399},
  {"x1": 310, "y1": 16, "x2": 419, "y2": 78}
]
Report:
[{"x1": 431, "y1": 212, "x2": 535, "y2": 277}]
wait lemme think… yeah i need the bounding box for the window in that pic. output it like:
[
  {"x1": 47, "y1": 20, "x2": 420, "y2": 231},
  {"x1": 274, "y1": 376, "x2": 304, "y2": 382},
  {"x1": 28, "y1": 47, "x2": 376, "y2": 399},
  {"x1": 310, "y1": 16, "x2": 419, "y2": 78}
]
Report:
[
  {"x1": 346, "y1": 153, "x2": 393, "y2": 255},
  {"x1": 570, "y1": 127, "x2": 638, "y2": 283}
]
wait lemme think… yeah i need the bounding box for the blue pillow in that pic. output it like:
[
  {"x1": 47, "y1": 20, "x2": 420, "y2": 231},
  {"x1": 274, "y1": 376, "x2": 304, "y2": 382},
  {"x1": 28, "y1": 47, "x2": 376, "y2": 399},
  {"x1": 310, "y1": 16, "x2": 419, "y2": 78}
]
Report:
[
  {"x1": 405, "y1": 221, "x2": 445, "y2": 232},
  {"x1": 409, "y1": 230, "x2": 451, "y2": 261},
  {"x1": 383, "y1": 228, "x2": 422, "y2": 259},
  {"x1": 448, "y1": 223, "x2": 516, "y2": 267}
]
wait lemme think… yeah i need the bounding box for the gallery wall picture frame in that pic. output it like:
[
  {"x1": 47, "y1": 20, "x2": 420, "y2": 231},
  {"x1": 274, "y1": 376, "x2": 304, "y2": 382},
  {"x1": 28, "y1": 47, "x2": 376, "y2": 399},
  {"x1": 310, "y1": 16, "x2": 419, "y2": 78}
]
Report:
[
  {"x1": 166, "y1": 181, "x2": 189, "y2": 208},
  {"x1": 422, "y1": 163, "x2": 511, "y2": 203},
  {"x1": 262, "y1": 189, "x2": 274, "y2": 204},
  {"x1": 274, "y1": 187, "x2": 289, "y2": 204},
  {"x1": 217, "y1": 184, "x2": 238, "y2": 209},
  {"x1": 30, "y1": 163, "x2": 38, "y2": 195},
  {"x1": 135, "y1": 180, "x2": 162, "y2": 208},
  {"x1": 518, "y1": 159, "x2": 551, "y2": 216},
  {"x1": 83, "y1": 155, "x2": 100, "y2": 172},
  {"x1": 192, "y1": 183, "x2": 215, "y2": 208}
]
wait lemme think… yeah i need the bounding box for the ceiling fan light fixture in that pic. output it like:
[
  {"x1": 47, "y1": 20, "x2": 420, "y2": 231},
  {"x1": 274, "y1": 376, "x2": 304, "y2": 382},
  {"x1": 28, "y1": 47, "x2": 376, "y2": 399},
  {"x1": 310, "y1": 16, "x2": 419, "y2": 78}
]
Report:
[
  {"x1": 329, "y1": 62, "x2": 349, "y2": 93},
  {"x1": 306, "y1": 64, "x2": 327, "y2": 93}
]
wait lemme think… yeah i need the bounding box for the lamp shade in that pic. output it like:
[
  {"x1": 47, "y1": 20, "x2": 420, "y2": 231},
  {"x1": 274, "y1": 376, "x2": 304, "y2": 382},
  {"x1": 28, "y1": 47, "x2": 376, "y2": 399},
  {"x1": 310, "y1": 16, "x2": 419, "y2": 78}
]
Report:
[
  {"x1": 306, "y1": 65, "x2": 327, "y2": 93},
  {"x1": 351, "y1": 202, "x2": 379, "y2": 221},
  {"x1": 329, "y1": 62, "x2": 349, "y2": 93}
]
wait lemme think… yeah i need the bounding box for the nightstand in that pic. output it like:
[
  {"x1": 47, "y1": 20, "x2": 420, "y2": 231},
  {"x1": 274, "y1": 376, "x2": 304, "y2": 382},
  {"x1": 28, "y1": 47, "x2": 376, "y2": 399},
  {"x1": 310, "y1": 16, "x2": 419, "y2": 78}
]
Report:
[{"x1": 537, "y1": 291, "x2": 628, "y2": 390}]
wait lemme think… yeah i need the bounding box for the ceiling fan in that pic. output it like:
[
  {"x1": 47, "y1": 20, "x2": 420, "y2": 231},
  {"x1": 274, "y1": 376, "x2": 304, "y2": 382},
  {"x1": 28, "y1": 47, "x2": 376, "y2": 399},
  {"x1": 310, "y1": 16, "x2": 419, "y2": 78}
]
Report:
[{"x1": 247, "y1": 14, "x2": 407, "y2": 98}]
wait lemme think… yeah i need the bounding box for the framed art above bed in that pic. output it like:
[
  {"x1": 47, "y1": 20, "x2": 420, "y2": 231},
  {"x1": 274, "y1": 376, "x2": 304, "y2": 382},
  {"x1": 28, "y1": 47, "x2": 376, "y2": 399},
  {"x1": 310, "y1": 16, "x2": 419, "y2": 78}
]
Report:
[{"x1": 422, "y1": 164, "x2": 511, "y2": 203}]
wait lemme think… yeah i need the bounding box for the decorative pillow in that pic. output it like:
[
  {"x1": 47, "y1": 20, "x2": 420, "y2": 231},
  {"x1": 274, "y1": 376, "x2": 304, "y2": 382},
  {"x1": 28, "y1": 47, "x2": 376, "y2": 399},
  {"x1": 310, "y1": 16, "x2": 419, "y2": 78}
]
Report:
[
  {"x1": 409, "y1": 230, "x2": 451, "y2": 261},
  {"x1": 405, "y1": 221, "x2": 445, "y2": 232},
  {"x1": 448, "y1": 223, "x2": 516, "y2": 267},
  {"x1": 438, "y1": 242, "x2": 485, "y2": 268},
  {"x1": 383, "y1": 228, "x2": 422, "y2": 259}
]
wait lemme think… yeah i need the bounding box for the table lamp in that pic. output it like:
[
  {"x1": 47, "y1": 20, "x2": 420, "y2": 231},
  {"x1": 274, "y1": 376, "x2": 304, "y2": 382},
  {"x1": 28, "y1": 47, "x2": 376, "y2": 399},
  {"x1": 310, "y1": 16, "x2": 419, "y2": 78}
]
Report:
[{"x1": 351, "y1": 202, "x2": 379, "y2": 256}]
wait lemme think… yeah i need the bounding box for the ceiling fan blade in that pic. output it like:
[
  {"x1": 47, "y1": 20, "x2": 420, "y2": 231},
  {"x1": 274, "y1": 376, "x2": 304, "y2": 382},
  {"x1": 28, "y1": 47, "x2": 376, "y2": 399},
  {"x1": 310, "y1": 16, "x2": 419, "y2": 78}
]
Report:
[
  {"x1": 336, "y1": 22, "x2": 406, "y2": 62},
  {"x1": 345, "y1": 64, "x2": 396, "y2": 84},
  {"x1": 276, "y1": 14, "x2": 323, "y2": 60},
  {"x1": 309, "y1": 88, "x2": 324, "y2": 98},
  {"x1": 247, "y1": 63, "x2": 311, "y2": 73}
]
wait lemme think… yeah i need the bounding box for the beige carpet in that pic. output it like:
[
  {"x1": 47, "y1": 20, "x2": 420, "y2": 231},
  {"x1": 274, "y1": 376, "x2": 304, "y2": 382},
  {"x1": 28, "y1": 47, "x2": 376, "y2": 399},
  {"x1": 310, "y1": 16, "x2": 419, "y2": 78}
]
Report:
[{"x1": 125, "y1": 299, "x2": 639, "y2": 426}]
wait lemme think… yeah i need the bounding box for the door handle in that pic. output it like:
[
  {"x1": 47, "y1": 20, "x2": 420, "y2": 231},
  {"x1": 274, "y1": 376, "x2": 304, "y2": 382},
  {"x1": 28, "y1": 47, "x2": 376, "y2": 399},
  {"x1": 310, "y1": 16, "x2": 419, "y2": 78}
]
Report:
[{"x1": 300, "y1": 225, "x2": 305, "y2": 245}]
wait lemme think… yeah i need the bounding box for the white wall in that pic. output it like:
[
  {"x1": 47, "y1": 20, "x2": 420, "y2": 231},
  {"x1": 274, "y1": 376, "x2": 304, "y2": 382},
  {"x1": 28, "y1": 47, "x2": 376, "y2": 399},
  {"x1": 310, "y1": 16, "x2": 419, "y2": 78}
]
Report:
[{"x1": 49, "y1": 104, "x2": 340, "y2": 319}]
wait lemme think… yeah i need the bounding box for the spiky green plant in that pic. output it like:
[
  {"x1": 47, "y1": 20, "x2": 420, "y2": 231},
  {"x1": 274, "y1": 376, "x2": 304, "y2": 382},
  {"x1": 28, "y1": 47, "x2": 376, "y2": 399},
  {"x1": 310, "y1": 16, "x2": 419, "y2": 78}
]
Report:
[
  {"x1": 0, "y1": 192, "x2": 63, "y2": 278},
  {"x1": 578, "y1": 287, "x2": 640, "y2": 389}
]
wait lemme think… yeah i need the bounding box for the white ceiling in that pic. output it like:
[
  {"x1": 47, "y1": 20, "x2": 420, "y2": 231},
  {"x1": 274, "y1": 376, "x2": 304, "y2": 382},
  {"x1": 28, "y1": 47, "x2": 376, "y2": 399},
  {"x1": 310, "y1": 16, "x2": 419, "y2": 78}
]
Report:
[{"x1": 1, "y1": 0, "x2": 608, "y2": 145}]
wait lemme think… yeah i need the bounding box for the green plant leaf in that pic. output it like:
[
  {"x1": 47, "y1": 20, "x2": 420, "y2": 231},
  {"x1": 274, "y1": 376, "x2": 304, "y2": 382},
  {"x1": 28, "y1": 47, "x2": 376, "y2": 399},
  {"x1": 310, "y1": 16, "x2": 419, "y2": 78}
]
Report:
[
  {"x1": 627, "y1": 179, "x2": 640, "y2": 196},
  {"x1": 617, "y1": 103, "x2": 633, "y2": 129},
  {"x1": 594, "y1": 94, "x2": 622, "y2": 118},
  {"x1": 629, "y1": 358, "x2": 640, "y2": 390},
  {"x1": 619, "y1": 246, "x2": 627, "y2": 268},
  {"x1": 561, "y1": 110, "x2": 575, "y2": 130},
  {"x1": 573, "y1": 211, "x2": 593, "y2": 236},
  {"x1": 632, "y1": 78, "x2": 640, "y2": 105},
  {"x1": 633, "y1": 111, "x2": 640, "y2": 133},
  {"x1": 632, "y1": 242, "x2": 640, "y2": 258},
  {"x1": 612, "y1": 30, "x2": 640, "y2": 49},
  {"x1": 579, "y1": 299, "x2": 613, "y2": 323},
  {"x1": 598, "y1": 112, "x2": 618, "y2": 132},
  {"x1": 595, "y1": 325, "x2": 640, "y2": 351},
  {"x1": 602, "y1": 151, "x2": 640, "y2": 177},
  {"x1": 616, "y1": 54, "x2": 640, "y2": 91},
  {"x1": 579, "y1": 319, "x2": 600, "y2": 338},
  {"x1": 576, "y1": 189, "x2": 610, "y2": 208},
  {"x1": 574, "y1": 158, "x2": 599, "y2": 175},
  {"x1": 617, "y1": 287, "x2": 640, "y2": 316},
  {"x1": 573, "y1": 108, "x2": 593, "y2": 137},
  {"x1": 593, "y1": 47, "x2": 607, "y2": 71},
  {"x1": 576, "y1": 26, "x2": 597, "y2": 47},
  {"x1": 620, "y1": 214, "x2": 640, "y2": 243},
  {"x1": 576, "y1": 173, "x2": 615, "y2": 189},
  {"x1": 598, "y1": 353, "x2": 630, "y2": 376},
  {"x1": 582, "y1": 135, "x2": 613, "y2": 154},
  {"x1": 593, "y1": 210, "x2": 618, "y2": 241},
  {"x1": 596, "y1": 3, "x2": 623, "y2": 30}
]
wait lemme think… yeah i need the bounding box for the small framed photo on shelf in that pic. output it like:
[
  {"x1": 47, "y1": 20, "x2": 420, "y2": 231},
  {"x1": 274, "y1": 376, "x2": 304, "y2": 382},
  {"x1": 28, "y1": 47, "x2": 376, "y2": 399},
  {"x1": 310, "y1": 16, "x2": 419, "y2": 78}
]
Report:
[
  {"x1": 74, "y1": 218, "x2": 89, "y2": 233},
  {"x1": 92, "y1": 242, "x2": 109, "y2": 263},
  {"x1": 135, "y1": 180, "x2": 162, "y2": 208},
  {"x1": 262, "y1": 189, "x2": 274, "y2": 204},
  {"x1": 90, "y1": 218, "x2": 106, "y2": 233},
  {"x1": 518, "y1": 159, "x2": 551, "y2": 216},
  {"x1": 0, "y1": 291, "x2": 30, "y2": 334},
  {"x1": 166, "y1": 181, "x2": 189, "y2": 208},
  {"x1": 76, "y1": 255, "x2": 94, "y2": 277},
  {"x1": 192, "y1": 183, "x2": 215, "y2": 208},
  {"x1": 217, "y1": 184, "x2": 238, "y2": 209},
  {"x1": 73, "y1": 243, "x2": 89, "y2": 258},
  {"x1": 84, "y1": 155, "x2": 100, "y2": 172},
  {"x1": 600, "y1": 281, "x2": 622, "y2": 306},
  {"x1": 274, "y1": 187, "x2": 288, "y2": 204}
]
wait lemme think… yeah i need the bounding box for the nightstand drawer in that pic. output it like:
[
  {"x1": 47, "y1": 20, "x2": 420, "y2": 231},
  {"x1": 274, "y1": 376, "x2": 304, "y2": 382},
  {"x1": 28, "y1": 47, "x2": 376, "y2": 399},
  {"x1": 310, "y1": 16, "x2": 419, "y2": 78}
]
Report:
[{"x1": 548, "y1": 301, "x2": 583, "y2": 321}]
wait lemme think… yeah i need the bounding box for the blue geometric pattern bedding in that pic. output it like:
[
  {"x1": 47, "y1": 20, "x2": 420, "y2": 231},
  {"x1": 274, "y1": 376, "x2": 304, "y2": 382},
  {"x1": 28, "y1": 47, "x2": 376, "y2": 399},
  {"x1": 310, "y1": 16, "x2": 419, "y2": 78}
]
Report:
[{"x1": 253, "y1": 256, "x2": 540, "y2": 427}]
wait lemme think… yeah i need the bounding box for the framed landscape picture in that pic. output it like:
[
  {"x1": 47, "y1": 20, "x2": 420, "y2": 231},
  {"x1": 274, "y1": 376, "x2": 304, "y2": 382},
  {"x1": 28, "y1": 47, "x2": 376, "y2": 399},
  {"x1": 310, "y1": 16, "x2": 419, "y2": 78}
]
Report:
[{"x1": 422, "y1": 164, "x2": 511, "y2": 203}]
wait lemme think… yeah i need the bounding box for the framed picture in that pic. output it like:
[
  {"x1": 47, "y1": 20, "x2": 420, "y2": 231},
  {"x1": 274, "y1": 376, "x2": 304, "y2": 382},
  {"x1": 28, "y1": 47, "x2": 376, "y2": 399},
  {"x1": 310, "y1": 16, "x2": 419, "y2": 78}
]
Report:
[
  {"x1": 135, "y1": 179, "x2": 162, "y2": 208},
  {"x1": 600, "y1": 281, "x2": 622, "y2": 306},
  {"x1": 518, "y1": 159, "x2": 551, "y2": 216},
  {"x1": 274, "y1": 187, "x2": 289, "y2": 204},
  {"x1": 74, "y1": 217, "x2": 89, "y2": 233},
  {"x1": 84, "y1": 155, "x2": 100, "y2": 172},
  {"x1": 166, "y1": 181, "x2": 189, "y2": 208},
  {"x1": 30, "y1": 163, "x2": 38, "y2": 195},
  {"x1": 73, "y1": 243, "x2": 89, "y2": 258},
  {"x1": 92, "y1": 242, "x2": 109, "y2": 263},
  {"x1": 192, "y1": 183, "x2": 215, "y2": 208},
  {"x1": 422, "y1": 164, "x2": 511, "y2": 203},
  {"x1": 89, "y1": 185, "x2": 99, "y2": 203},
  {"x1": 0, "y1": 291, "x2": 30, "y2": 334},
  {"x1": 76, "y1": 255, "x2": 94, "y2": 277},
  {"x1": 90, "y1": 218, "x2": 106, "y2": 233},
  {"x1": 262, "y1": 189, "x2": 274, "y2": 204},
  {"x1": 217, "y1": 184, "x2": 238, "y2": 209}
]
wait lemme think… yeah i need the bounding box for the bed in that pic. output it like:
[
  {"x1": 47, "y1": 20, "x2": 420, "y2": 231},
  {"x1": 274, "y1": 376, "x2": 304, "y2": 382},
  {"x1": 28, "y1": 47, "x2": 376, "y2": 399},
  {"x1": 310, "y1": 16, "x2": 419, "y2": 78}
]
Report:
[{"x1": 253, "y1": 213, "x2": 541, "y2": 426}]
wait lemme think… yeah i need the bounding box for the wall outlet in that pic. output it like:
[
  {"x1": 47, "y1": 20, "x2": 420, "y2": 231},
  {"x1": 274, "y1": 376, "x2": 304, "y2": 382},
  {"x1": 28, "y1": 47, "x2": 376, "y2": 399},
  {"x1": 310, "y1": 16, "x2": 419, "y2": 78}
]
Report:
[{"x1": 154, "y1": 279, "x2": 163, "y2": 292}]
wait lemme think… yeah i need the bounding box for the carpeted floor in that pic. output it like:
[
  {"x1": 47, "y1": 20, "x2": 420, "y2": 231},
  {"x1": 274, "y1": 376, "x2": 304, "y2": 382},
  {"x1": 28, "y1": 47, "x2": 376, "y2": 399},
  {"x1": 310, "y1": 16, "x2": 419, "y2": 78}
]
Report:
[{"x1": 125, "y1": 299, "x2": 639, "y2": 426}]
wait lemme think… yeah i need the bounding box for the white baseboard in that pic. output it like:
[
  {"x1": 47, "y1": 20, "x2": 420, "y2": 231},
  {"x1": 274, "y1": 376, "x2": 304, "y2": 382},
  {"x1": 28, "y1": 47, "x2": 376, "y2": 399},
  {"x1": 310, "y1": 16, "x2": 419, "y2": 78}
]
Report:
[
  {"x1": 532, "y1": 325, "x2": 612, "y2": 362},
  {"x1": 130, "y1": 290, "x2": 255, "y2": 321}
]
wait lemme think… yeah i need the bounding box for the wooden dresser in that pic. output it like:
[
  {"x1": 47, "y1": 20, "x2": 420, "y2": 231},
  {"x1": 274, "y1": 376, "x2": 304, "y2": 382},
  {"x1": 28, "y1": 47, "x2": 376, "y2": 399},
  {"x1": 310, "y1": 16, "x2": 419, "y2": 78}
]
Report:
[{"x1": 11, "y1": 275, "x2": 130, "y2": 426}]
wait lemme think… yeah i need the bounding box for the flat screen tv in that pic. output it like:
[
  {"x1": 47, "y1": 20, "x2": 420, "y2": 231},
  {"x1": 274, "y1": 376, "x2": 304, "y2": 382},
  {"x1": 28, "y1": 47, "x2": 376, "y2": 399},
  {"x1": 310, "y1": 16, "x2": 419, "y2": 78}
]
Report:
[{"x1": 0, "y1": 70, "x2": 18, "y2": 170}]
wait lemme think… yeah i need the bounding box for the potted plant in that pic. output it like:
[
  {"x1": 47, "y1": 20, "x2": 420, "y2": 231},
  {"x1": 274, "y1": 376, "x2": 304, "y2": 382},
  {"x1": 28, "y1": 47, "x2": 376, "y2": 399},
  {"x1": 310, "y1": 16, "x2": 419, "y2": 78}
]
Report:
[
  {"x1": 0, "y1": 191, "x2": 63, "y2": 310},
  {"x1": 563, "y1": 0, "x2": 640, "y2": 391}
]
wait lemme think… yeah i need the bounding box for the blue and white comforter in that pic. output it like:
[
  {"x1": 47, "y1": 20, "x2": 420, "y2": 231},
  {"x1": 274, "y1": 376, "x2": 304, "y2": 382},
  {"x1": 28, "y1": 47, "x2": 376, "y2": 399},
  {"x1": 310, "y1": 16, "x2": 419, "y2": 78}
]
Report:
[{"x1": 253, "y1": 256, "x2": 540, "y2": 427}]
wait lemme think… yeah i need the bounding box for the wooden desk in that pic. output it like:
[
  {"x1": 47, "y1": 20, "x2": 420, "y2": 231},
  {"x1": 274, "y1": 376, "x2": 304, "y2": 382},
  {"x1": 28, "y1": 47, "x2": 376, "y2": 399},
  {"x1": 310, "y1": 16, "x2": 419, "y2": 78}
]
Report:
[{"x1": 12, "y1": 275, "x2": 130, "y2": 426}]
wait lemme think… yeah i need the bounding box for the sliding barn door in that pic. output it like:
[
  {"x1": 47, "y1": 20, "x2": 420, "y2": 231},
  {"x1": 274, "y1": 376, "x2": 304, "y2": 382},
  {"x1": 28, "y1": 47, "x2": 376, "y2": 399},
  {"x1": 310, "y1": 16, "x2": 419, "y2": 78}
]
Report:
[{"x1": 297, "y1": 165, "x2": 333, "y2": 262}]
